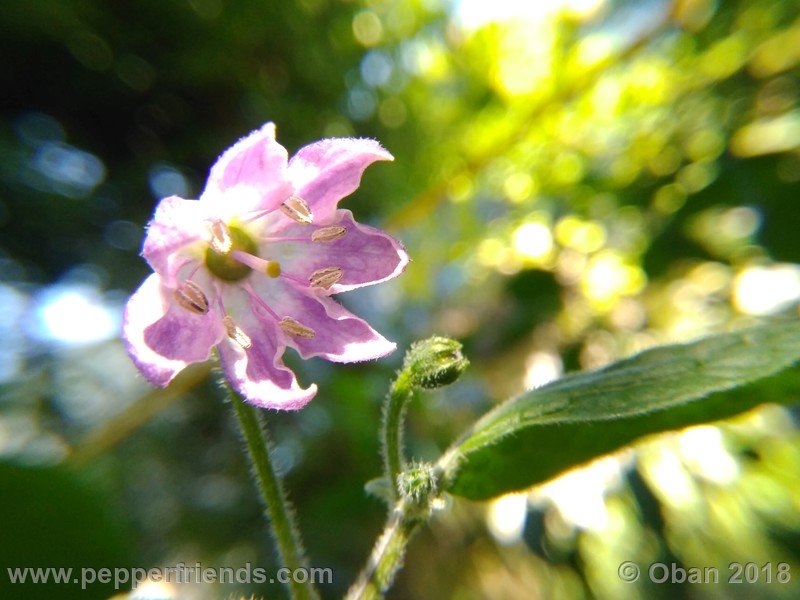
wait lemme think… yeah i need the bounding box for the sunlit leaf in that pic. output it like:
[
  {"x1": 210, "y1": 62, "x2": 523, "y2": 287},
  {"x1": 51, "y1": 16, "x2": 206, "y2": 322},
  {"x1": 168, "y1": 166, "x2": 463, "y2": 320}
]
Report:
[{"x1": 443, "y1": 321, "x2": 800, "y2": 500}]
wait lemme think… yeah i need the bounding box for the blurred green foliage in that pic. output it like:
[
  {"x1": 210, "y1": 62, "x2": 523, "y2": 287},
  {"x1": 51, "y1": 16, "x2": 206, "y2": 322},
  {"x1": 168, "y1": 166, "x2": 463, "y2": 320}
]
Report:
[{"x1": 1, "y1": 0, "x2": 799, "y2": 598}]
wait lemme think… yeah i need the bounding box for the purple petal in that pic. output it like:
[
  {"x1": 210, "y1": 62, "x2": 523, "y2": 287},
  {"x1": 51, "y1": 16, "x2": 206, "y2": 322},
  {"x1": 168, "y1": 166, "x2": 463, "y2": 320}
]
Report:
[
  {"x1": 265, "y1": 209, "x2": 409, "y2": 294},
  {"x1": 123, "y1": 274, "x2": 224, "y2": 386},
  {"x1": 217, "y1": 307, "x2": 317, "y2": 410},
  {"x1": 250, "y1": 276, "x2": 396, "y2": 362},
  {"x1": 201, "y1": 122, "x2": 291, "y2": 215},
  {"x1": 287, "y1": 137, "x2": 393, "y2": 223},
  {"x1": 142, "y1": 196, "x2": 208, "y2": 277}
]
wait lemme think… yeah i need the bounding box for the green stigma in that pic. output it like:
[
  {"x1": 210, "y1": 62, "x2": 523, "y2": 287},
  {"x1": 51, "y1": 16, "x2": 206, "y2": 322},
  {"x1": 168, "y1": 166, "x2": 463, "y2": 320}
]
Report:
[{"x1": 205, "y1": 224, "x2": 258, "y2": 281}]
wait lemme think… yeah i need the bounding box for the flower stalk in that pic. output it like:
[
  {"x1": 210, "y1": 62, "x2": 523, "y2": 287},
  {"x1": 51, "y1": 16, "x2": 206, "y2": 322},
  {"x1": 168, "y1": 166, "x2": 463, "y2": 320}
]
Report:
[
  {"x1": 381, "y1": 337, "x2": 469, "y2": 500},
  {"x1": 345, "y1": 499, "x2": 422, "y2": 600},
  {"x1": 357, "y1": 337, "x2": 468, "y2": 598},
  {"x1": 381, "y1": 370, "x2": 414, "y2": 501},
  {"x1": 226, "y1": 379, "x2": 319, "y2": 600}
]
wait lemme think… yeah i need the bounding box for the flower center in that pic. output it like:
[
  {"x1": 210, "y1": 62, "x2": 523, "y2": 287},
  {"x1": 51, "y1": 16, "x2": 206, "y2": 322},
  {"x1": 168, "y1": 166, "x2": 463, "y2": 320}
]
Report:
[{"x1": 205, "y1": 223, "x2": 259, "y2": 281}]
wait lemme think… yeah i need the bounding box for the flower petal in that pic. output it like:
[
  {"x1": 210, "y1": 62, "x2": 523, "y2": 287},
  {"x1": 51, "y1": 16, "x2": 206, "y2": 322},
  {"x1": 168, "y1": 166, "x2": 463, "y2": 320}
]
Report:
[
  {"x1": 142, "y1": 196, "x2": 208, "y2": 277},
  {"x1": 122, "y1": 274, "x2": 224, "y2": 386},
  {"x1": 265, "y1": 209, "x2": 409, "y2": 294},
  {"x1": 250, "y1": 276, "x2": 396, "y2": 362},
  {"x1": 217, "y1": 305, "x2": 317, "y2": 410},
  {"x1": 201, "y1": 122, "x2": 291, "y2": 215},
  {"x1": 287, "y1": 137, "x2": 393, "y2": 223}
]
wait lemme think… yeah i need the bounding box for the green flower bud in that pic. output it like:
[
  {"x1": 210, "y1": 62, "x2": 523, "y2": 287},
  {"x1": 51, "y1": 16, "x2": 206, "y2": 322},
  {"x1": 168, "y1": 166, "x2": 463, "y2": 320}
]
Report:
[
  {"x1": 398, "y1": 462, "x2": 437, "y2": 509},
  {"x1": 403, "y1": 336, "x2": 469, "y2": 389}
]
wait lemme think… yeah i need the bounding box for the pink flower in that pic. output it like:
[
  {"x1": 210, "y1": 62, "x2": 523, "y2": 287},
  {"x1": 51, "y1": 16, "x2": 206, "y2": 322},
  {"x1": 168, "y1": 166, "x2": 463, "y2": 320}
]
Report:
[{"x1": 123, "y1": 123, "x2": 408, "y2": 410}]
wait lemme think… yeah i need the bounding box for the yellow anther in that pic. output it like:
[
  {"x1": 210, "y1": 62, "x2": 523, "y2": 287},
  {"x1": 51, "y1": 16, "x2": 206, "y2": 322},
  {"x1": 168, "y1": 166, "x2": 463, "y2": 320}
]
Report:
[
  {"x1": 208, "y1": 219, "x2": 233, "y2": 254},
  {"x1": 222, "y1": 316, "x2": 252, "y2": 349},
  {"x1": 279, "y1": 316, "x2": 316, "y2": 339},
  {"x1": 173, "y1": 281, "x2": 209, "y2": 315},
  {"x1": 311, "y1": 226, "x2": 347, "y2": 243},
  {"x1": 309, "y1": 266, "x2": 343, "y2": 290},
  {"x1": 280, "y1": 195, "x2": 313, "y2": 224}
]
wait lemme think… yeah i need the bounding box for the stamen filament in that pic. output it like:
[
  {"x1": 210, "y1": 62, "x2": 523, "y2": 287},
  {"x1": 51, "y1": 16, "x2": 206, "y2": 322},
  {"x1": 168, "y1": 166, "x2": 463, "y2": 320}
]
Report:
[
  {"x1": 212, "y1": 281, "x2": 228, "y2": 315},
  {"x1": 242, "y1": 209, "x2": 272, "y2": 223},
  {"x1": 214, "y1": 283, "x2": 227, "y2": 315},
  {"x1": 173, "y1": 257, "x2": 196, "y2": 278},
  {"x1": 276, "y1": 270, "x2": 308, "y2": 286},
  {"x1": 187, "y1": 262, "x2": 202, "y2": 279},
  {"x1": 245, "y1": 284, "x2": 281, "y2": 321},
  {"x1": 258, "y1": 236, "x2": 312, "y2": 243}
]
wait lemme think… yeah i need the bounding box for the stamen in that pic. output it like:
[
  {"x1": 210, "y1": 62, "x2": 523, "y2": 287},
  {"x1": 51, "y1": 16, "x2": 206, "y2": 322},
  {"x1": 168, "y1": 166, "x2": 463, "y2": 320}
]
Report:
[
  {"x1": 280, "y1": 195, "x2": 313, "y2": 224},
  {"x1": 245, "y1": 284, "x2": 281, "y2": 321},
  {"x1": 173, "y1": 257, "x2": 195, "y2": 278},
  {"x1": 259, "y1": 236, "x2": 311, "y2": 243},
  {"x1": 173, "y1": 281, "x2": 209, "y2": 315},
  {"x1": 186, "y1": 262, "x2": 202, "y2": 279},
  {"x1": 215, "y1": 284, "x2": 227, "y2": 314},
  {"x1": 208, "y1": 220, "x2": 233, "y2": 254},
  {"x1": 312, "y1": 226, "x2": 347, "y2": 243},
  {"x1": 309, "y1": 266, "x2": 343, "y2": 290},
  {"x1": 277, "y1": 271, "x2": 308, "y2": 286},
  {"x1": 222, "y1": 315, "x2": 252, "y2": 349},
  {"x1": 279, "y1": 316, "x2": 316, "y2": 339},
  {"x1": 242, "y1": 208, "x2": 271, "y2": 224}
]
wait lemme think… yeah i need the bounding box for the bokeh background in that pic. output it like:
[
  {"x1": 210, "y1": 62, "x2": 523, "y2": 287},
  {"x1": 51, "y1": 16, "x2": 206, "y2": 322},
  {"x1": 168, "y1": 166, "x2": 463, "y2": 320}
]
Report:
[{"x1": 2, "y1": 0, "x2": 800, "y2": 598}]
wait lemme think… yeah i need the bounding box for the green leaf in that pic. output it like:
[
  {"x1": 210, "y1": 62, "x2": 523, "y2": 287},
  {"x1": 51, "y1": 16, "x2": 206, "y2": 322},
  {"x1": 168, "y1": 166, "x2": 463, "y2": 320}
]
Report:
[{"x1": 442, "y1": 321, "x2": 800, "y2": 500}]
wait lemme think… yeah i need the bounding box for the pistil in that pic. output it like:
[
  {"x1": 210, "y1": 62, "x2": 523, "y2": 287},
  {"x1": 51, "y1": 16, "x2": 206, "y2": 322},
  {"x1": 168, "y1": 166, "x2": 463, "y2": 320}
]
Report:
[
  {"x1": 231, "y1": 250, "x2": 281, "y2": 278},
  {"x1": 205, "y1": 222, "x2": 259, "y2": 281}
]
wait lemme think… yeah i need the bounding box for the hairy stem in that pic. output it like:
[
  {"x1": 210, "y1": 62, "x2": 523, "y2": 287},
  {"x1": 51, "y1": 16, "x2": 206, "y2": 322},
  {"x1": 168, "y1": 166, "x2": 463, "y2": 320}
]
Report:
[
  {"x1": 354, "y1": 337, "x2": 467, "y2": 598},
  {"x1": 345, "y1": 500, "x2": 421, "y2": 600},
  {"x1": 227, "y1": 384, "x2": 318, "y2": 600},
  {"x1": 381, "y1": 370, "x2": 414, "y2": 501}
]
